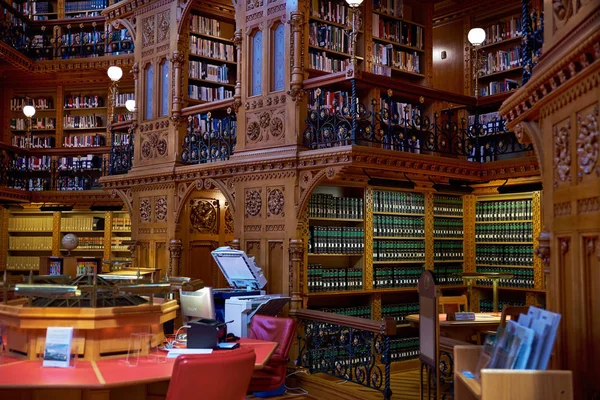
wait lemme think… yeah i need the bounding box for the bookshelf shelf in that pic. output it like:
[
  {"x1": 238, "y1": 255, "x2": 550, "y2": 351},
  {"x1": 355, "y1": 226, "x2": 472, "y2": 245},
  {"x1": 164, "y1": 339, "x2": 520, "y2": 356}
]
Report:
[
  {"x1": 188, "y1": 53, "x2": 237, "y2": 65},
  {"x1": 434, "y1": 237, "x2": 464, "y2": 241},
  {"x1": 374, "y1": 236, "x2": 424, "y2": 240},
  {"x1": 64, "y1": 107, "x2": 107, "y2": 111},
  {"x1": 475, "y1": 220, "x2": 532, "y2": 224},
  {"x1": 433, "y1": 214, "x2": 463, "y2": 219},
  {"x1": 309, "y1": 16, "x2": 352, "y2": 30},
  {"x1": 309, "y1": 217, "x2": 364, "y2": 223},
  {"x1": 373, "y1": 211, "x2": 424, "y2": 217},
  {"x1": 434, "y1": 260, "x2": 464, "y2": 264},
  {"x1": 474, "y1": 285, "x2": 545, "y2": 293},
  {"x1": 371, "y1": 36, "x2": 425, "y2": 53},
  {"x1": 475, "y1": 242, "x2": 533, "y2": 245},
  {"x1": 371, "y1": 10, "x2": 425, "y2": 28},
  {"x1": 307, "y1": 290, "x2": 371, "y2": 297},
  {"x1": 476, "y1": 264, "x2": 532, "y2": 269},
  {"x1": 308, "y1": 253, "x2": 364, "y2": 257},
  {"x1": 480, "y1": 35, "x2": 522, "y2": 50},
  {"x1": 371, "y1": 64, "x2": 425, "y2": 78},
  {"x1": 188, "y1": 77, "x2": 235, "y2": 88},
  {"x1": 373, "y1": 260, "x2": 425, "y2": 264},
  {"x1": 479, "y1": 66, "x2": 523, "y2": 80},
  {"x1": 308, "y1": 45, "x2": 363, "y2": 60},
  {"x1": 189, "y1": 31, "x2": 234, "y2": 44}
]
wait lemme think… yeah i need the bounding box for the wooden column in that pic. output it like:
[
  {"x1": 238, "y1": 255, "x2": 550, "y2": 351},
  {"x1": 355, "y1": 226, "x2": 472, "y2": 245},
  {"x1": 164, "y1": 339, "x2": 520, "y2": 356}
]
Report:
[
  {"x1": 288, "y1": 238, "x2": 303, "y2": 311},
  {"x1": 168, "y1": 238, "x2": 182, "y2": 277}
]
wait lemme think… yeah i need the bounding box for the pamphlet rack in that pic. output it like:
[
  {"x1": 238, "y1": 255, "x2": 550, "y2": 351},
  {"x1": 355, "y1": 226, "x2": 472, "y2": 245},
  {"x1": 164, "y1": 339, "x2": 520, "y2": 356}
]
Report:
[{"x1": 454, "y1": 345, "x2": 573, "y2": 400}]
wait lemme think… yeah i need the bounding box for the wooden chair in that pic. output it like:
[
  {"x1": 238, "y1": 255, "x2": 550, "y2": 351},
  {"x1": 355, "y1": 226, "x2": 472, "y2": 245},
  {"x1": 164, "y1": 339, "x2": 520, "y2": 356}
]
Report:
[
  {"x1": 478, "y1": 305, "x2": 531, "y2": 344},
  {"x1": 439, "y1": 295, "x2": 468, "y2": 314}
]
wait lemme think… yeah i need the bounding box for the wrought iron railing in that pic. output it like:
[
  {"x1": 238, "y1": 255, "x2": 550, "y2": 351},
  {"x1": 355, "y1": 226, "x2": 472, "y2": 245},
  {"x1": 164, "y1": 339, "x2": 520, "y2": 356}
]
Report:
[
  {"x1": 110, "y1": 130, "x2": 134, "y2": 175},
  {"x1": 0, "y1": 1, "x2": 133, "y2": 61},
  {"x1": 293, "y1": 309, "x2": 403, "y2": 400},
  {"x1": 181, "y1": 109, "x2": 237, "y2": 164},
  {"x1": 304, "y1": 89, "x2": 533, "y2": 162}
]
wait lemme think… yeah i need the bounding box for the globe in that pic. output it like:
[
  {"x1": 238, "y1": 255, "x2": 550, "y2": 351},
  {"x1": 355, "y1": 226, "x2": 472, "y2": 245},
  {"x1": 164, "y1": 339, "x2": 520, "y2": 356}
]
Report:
[{"x1": 61, "y1": 233, "x2": 79, "y2": 255}]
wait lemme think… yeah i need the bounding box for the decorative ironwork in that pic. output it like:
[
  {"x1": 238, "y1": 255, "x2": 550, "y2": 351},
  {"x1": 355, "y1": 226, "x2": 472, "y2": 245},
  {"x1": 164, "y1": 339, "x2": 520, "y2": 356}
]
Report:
[
  {"x1": 521, "y1": 0, "x2": 544, "y2": 85},
  {"x1": 110, "y1": 131, "x2": 134, "y2": 175},
  {"x1": 181, "y1": 109, "x2": 237, "y2": 164},
  {"x1": 303, "y1": 89, "x2": 533, "y2": 162},
  {"x1": 296, "y1": 314, "x2": 394, "y2": 400}
]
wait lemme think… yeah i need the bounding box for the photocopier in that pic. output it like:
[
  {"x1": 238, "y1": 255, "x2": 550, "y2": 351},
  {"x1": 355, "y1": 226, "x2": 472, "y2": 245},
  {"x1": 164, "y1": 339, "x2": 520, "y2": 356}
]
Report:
[{"x1": 211, "y1": 247, "x2": 289, "y2": 338}]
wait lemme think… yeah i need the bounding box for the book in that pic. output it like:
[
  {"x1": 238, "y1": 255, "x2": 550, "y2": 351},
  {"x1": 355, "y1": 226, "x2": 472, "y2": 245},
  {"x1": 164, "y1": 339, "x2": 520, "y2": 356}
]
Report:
[{"x1": 43, "y1": 327, "x2": 74, "y2": 368}]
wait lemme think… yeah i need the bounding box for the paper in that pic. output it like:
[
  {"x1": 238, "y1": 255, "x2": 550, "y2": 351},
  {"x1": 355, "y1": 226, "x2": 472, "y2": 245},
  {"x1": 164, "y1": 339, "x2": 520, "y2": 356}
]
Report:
[
  {"x1": 166, "y1": 348, "x2": 213, "y2": 358},
  {"x1": 43, "y1": 327, "x2": 73, "y2": 368}
]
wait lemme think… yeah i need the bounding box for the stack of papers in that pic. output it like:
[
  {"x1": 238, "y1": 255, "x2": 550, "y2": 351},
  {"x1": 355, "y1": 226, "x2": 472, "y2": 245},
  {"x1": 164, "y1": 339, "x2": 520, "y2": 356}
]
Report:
[{"x1": 167, "y1": 348, "x2": 213, "y2": 358}]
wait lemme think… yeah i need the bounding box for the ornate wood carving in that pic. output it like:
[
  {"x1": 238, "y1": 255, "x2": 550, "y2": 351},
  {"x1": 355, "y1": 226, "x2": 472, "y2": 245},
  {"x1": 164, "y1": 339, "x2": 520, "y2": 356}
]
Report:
[
  {"x1": 287, "y1": 11, "x2": 306, "y2": 103},
  {"x1": 289, "y1": 238, "x2": 304, "y2": 310},
  {"x1": 297, "y1": 166, "x2": 343, "y2": 218},
  {"x1": 111, "y1": 188, "x2": 134, "y2": 216},
  {"x1": 244, "y1": 188, "x2": 262, "y2": 218},
  {"x1": 142, "y1": 15, "x2": 156, "y2": 48},
  {"x1": 170, "y1": 51, "x2": 186, "y2": 123},
  {"x1": 140, "y1": 131, "x2": 169, "y2": 159},
  {"x1": 424, "y1": 192, "x2": 434, "y2": 271},
  {"x1": 266, "y1": 187, "x2": 284, "y2": 217},
  {"x1": 577, "y1": 196, "x2": 600, "y2": 214},
  {"x1": 224, "y1": 202, "x2": 234, "y2": 234},
  {"x1": 554, "y1": 201, "x2": 572, "y2": 217},
  {"x1": 553, "y1": 119, "x2": 572, "y2": 186},
  {"x1": 140, "y1": 198, "x2": 152, "y2": 223},
  {"x1": 157, "y1": 9, "x2": 170, "y2": 43},
  {"x1": 463, "y1": 195, "x2": 476, "y2": 273},
  {"x1": 576, "y1": 104, "x2": 599, "y2": 179},
  {"x1": 364, "y1": 187, "x2": 374, "y2": 289},
  {"x1": 155, "y1": 196, "x2": 167, "y2": 221},
  {"x1": 189, "y1": 198, "x2": 219, "y2": 234}
]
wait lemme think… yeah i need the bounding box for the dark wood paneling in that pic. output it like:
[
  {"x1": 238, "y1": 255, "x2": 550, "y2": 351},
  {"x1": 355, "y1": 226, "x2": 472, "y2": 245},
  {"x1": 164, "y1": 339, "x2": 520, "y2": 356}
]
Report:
[
  {"x1": 188, "y1": 240, "x2": 218, "y2": 286},
  {"x1": 432, "y1": 20, "x2": 465, "y2": 95},
  {"x1": 267, "y1": 241, "x2": 284, "y2": 294}
]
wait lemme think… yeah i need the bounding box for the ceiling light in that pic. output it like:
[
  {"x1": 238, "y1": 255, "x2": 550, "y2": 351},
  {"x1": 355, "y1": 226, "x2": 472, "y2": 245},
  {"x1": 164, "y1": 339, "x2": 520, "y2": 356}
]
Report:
[
  {"x1": 23, "y1": 105, "x2": 36, "y2": 118},
  {"x1": 125, "y1": 99, "x2": 136, "y2": 112},
  {"x1": 107, "y1": 66, "x2": 123, "y2": 82},
  {"x1": 345, "y1": 0, "x2": 364, "y2": 7},
  {"x1": 468, "y1": 28, "x2": 486, "y2": 46}
]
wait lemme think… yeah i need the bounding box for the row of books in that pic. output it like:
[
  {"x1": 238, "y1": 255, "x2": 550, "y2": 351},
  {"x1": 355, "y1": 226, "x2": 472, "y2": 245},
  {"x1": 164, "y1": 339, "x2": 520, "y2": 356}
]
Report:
[
  {"x1": 8, "y1": 217, "x2": 53, "y2": 232},
  {"x1": 190, "y1": 15, "x2": 225, "y2": 38},
  {"x1": 64, "y1": 95, "x2": 104, "y2": 109},
  {"x1": 372, "y1": 45, "x2": 420, "y2": 74},
  {"x1": 111, "y1": 237, "x2": 131, "y2": 250},
  {"x1": 112, "y1": 133, "x2": 132, "y2": 146},
  {"x1": 188, "y1": 85, "x2": 233, "y2": 102},
  {"x1": 310, "y1": 0, "x2": 353, "y2": 25},
  {"x1": 188, "y1": 61, "x2": 230, "y2": 83},
  {"x1": 433, "y1": 265, "x2": 464, "y2": 285},
  {"x1": 8, "y1": 236, "x2": 52, "y2": 250},
  {"x1": 61, "y1": 216, "x2": 99, "y2": 231},
  {"x1": 373, "y1": 215, "x2": 425, "y2": 237},
  {"x1": 308, "y1": 226, "x2": 365, "y2": 254},
  {"x1": 63, "y1": 236, "x2": 104, "y2": 249},
  {"x1": 307, "y1": 264, "x2": 363, "y2": 292},
  {"x1": 317, "y1": 306, "x2": 371, "y2": 319},
  {"x1": 373, "y1": 0, "x2": 404, "y2": 18},
  {"x1": 11, "y1": 118, "x2": 56, "y2": 130},
  {"x1": 64, "y1": 0, "x2": 106, "y2": 12},
  {"x1": 307, "y1": 89, "x2": 350, "y2": 113},
  {"x1": 433, "y1": 196, "x2": 462, "y2": 216},
  {"x1": 112, "y1": 216, "x2": 131, "y2": 231},
  {"x1": 390, "y1": 337, "x2": 420, "y2": 362},
  {"x1": 20, "y1": 1, "x2": 52, "y2": 15},
  {"x1": 382, "y1": 302, "x2": 418, "y2": 323},
  {"x1": 6, "y1": 256, "x2": 40, "y2": 270},
  {"x1": 113, "y1": 113, "x2": 134, "y2": 122},
  {"x1": 12, "y1": 136, "x2": 55, "y2": 148},
  {"x1": 309, "y1": 23, "x2": 351, "y2": 55},
  {"x1": 481, "y1": 17, "x2": 522, "y2": 46},
  {"x1": 56, "y1": 176, "x2": 100, "y2": 191},
  {"x1": 479, "y1": 79, "x2": 519, "y2": 96},
  {"x1": 309, "y1": 50, "x2": 349, "y2": 73},
  {"x1": 309, "y1": 193, "x2": 364, "y2": 219},
  {"x1": 481, "y1": 47, "x2": 522, "y2": 76},
  {"x1": 114, "y1": 93, "x2": 134, "y2": 107},
  {"x1": 188, "y1": 114, "x2": 236, "y2": 135},
  {"x1": 380, "y1": 99, "x2": 421, "y2": 123},
  {"x1": 433, "y1": 241, "x2": 464, "y2": 260},
  {"x1": 57, "y1": 155, "x2": 102, "y2": 171},
  {"x1": 433, "y1": 218, "x2": 464, "y2": 237},
  {"x1": 190, "y1": 36, "x2": 235, "y2": 62},
  {"x1": 476, "y1": 244, "x2": 534, "y2": 266},
  {"x1": 475, "y1": 266, "x2": 535, "y2": 289},
  {"x1": 63, "y1": 134, "x2": 106, "y2": 148},
  {"x1": 11, "y1": 97, "x2": 53, "y2": 111},
  {"x1": 475, "y1": 222, "x2": 533, "y2": 242},
  {"x1": 8, "y1": 155, "x2": 52, "y2": 171},
  {"x1": 373, "y1": 191, "x2": 425, "y2": 214},
  {"x1": 8, "y1": 177, "x2": 50, "y2": 191},
  {"x1": 479, "y1": 299, "x2": 526, "y2": 313},
  {"x1": 468, "y1": 111, "x2": 508, "y2": 133},
  {"x1": 372, "y1": 14, "x2": 424, "y2": 49},
  {"x1": 476, "y1": 200, "x2": 532, "y2": 221},
  {"x1": 373, "y1": 266, "x2": 424, "y2": 288},
  {"x1": 76, "y1": 261, "x2": 98, "y2": 276},
  {"x1": 373, "y1": 239, "x2": 425, "y2": 261},
  {"x1": 63, "y1": 114, "x2": 103, "y2": 129}
]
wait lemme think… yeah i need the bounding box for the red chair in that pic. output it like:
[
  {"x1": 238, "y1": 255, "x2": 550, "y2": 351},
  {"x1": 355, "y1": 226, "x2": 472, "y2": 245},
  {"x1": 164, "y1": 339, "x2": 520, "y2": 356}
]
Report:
[
  {"x1": 247, "y1": 315, "x2": 296, "y2": 395},
  {"x1": 166, "y1": 347, "x2": 256, "y2": 400}
]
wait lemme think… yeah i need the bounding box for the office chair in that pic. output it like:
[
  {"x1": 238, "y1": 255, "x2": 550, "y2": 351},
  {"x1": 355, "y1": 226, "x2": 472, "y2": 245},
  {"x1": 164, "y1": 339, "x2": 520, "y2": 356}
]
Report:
[
  {"x1": 439, "y1": 295, "x2": 468, "y2": 314},
  {"x1": 166, "y1": 347, "x2": 256, "y2": 400},
  {"x1": 247, "y1": 315, "x2": 296, "y2": 396}
]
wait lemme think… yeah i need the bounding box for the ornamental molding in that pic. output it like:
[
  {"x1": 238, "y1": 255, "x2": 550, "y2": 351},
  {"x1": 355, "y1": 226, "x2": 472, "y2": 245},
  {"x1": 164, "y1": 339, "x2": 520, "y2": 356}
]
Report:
[
  {"x1": 499, "y1": 19, "x2": 600, "y2": 126},
  {"x1": 189, "y1": 198, "x2": 219, "y2": 234},
  {"x1": 576, "y1": 105, "x2": 599, "y2": 178}
]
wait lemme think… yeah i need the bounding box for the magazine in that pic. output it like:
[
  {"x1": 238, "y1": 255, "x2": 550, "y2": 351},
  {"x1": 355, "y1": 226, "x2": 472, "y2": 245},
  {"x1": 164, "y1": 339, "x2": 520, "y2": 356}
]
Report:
[{"x1": 43, "y1": 327, "x2": 74, "y2": 368}]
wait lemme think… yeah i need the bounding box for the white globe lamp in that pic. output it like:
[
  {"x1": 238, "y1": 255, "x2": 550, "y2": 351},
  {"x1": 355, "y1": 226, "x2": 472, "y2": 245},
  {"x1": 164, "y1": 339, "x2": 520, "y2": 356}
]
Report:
[
  {"x1": 125, "y1": 99, "x2": 136, "y2": 112},
  {"x1": 107, "y1": 66, "x2": 123, "y2": 82},
  {"x1": 468, "y1": 28, "x2": 486, "y2": 46},
  {"x1": 23, "y1": 105, "x2": 36, "y2": 118},
  {"x1": 345, "y1": 0, "x2": 363, "y2": 7}
]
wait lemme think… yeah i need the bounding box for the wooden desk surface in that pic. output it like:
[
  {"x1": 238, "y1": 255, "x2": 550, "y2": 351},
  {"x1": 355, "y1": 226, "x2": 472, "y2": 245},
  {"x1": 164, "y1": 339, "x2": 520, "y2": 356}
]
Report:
[
  {"x1": 0, "y1": 338, "x2": 278, "y2": 389},
  {"x1": 406, "y1": 313, "x2": 502, "y2": 326}
]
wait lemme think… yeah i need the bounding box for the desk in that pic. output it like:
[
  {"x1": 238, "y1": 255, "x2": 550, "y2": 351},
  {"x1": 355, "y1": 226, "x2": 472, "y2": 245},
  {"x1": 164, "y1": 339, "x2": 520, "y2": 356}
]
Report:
[
  {"x1": 406, "y1": 313, "x2": 502, "y2": 343},
  {"x1": 0, "y1": 338, "x2": 277, "y2": 400}
]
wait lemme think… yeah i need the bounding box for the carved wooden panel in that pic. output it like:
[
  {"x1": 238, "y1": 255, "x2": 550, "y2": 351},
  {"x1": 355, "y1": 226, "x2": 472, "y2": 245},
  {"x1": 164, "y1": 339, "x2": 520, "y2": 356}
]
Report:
[
  {"x1": 189, "y1": 198, "x2": 219, "y2": 234},
  {"x1": 267, "y1": 241, "x2": 284, "y2": 294},
  {"x1": 246, "y1": 240, "x2": 261, "y2": 267},
  {"x1": 187, "y1": 240, "x2": 219, "y2": 285},
  {"x1": 266, "y1": 186, "x2": 285, "y2": 218},
  {"x1": 553, "y1": 117, "x2": 572, "y2": 187},
  {"x1": 140, "y1": 197, "x2": 152, "y2": 223},
  {"x1": 244, "y1": 188, "x2": 262, "y2": 219},
  {"x1": 575, "y1": 104, "x2": 599, "y2": 183}
]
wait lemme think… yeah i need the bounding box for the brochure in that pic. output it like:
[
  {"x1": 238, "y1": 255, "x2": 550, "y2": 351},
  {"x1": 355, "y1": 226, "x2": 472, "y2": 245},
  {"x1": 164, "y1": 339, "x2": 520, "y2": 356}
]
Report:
[{"x1": 43, "y1": 327, "x2": 74, "y2": 368}]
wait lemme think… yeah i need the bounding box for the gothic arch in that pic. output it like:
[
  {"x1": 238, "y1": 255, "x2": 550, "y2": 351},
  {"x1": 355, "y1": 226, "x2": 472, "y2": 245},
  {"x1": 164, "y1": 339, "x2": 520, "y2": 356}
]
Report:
[
  {"x1": 174, "y1": 178, "x2": 235, "y2": 223},
  {"x1": 296, "y1": 166, "x2": 343, "y2": 218},
  {"x1": 110, "y1": 188, "x2": 134, "y2": 216},
  {"x1": 110, "y1": 19, "x2": 137, "y2": 43}
]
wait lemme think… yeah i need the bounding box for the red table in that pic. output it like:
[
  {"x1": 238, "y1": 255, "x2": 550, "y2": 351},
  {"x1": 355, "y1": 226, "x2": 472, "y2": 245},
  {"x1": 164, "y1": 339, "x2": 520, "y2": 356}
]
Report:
[{"x1": 0, "y1": 338, "x2": 278, "y2": 399}]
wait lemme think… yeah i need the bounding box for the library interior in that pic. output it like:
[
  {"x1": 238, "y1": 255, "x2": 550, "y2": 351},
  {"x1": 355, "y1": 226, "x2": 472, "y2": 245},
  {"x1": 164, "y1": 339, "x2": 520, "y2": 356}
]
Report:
[{"x1": 0, "y1": 0, "x2": 598, "y2": 399}]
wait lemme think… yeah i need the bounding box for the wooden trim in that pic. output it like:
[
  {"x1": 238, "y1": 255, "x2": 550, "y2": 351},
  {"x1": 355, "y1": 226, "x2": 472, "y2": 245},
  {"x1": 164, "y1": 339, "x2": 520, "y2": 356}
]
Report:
[{"x1": 291, "y1": 308, "x2": 397, "y2": 335}]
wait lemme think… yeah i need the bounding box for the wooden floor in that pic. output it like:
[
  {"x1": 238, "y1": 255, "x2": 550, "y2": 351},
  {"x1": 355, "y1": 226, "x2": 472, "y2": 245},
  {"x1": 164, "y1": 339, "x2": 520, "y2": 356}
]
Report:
[{"x1": 295, "y1": 368, "x2": 426, "y2": 400}]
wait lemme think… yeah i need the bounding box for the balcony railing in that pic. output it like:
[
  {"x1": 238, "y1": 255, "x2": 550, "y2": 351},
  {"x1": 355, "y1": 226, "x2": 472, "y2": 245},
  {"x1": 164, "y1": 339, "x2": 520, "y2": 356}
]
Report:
[
  {"x1": 181, "y1": 108, "x2": 237, "y2": 164},
  {"x1": 303, "y1": 89, "x2": 533, "y2": 162},
  {"x1": 109, "y1": 122, "x2": 134, "y2": 175}
]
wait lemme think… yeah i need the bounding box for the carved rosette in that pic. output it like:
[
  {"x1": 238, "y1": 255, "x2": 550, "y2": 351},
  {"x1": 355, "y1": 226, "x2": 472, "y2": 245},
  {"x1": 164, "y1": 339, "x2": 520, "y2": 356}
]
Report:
[
  {"x1": 576, "y1": 105, "x2": 599, "y2": 177},
  {"x1": 141, "y1": 132, "x2": 168, "y2": 160},
  {"x1": 140, "y1": 198, "x2": 152, "y2": 223},
  {"x1": 224, "y1": 203, "x2": 234, "y2": 234},
  {"x1": 267, "y1": 188, "x2": 285, "y2": 217},
  {"x1": 553, "y1": 120, "x2": 571, "y2": 185},
  {"x1": 189, "y1": 199, "x2": 219, "y2": 234},
  {"x1": 142, "y1": 16, "x2": 155, "y2": 48},
  {"x1": 247, "y1": 121, "x2": 261, "y2": 142},
  {"x1": 155, "y1": 196, "x2": 167, "y2": 222},
  {"x1": 157, "y1": 10, "x2": 170, "y2": 43},
  {"x1": 245, "y1": 188, "x2": 262, "y2": 218}
]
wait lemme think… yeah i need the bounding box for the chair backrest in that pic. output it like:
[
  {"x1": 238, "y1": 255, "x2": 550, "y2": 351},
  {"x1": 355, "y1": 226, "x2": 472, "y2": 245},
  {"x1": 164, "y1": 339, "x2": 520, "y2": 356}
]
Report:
[
  {"x1": 500, "y1": 305, "x2": 530, "y2": 328},
  {"x1": 418, "y1": 270, "x2": 441, "y2": 399},
  {"x1": 439, "y1": 295, "x2": 468, "y2": 314},
  {"x1": 248, "y1": 315, "x2": 296, "y2": 359},
  {"x1": 166, "y1": 347, "x2": 256, "y2": 400}
]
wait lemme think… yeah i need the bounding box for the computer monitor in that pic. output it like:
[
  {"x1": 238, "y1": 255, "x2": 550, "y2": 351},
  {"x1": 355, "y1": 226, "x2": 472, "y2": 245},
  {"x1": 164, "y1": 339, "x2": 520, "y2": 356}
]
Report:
[{"x1": 180, "y1": 287, "x2": 215, "y2": 322}]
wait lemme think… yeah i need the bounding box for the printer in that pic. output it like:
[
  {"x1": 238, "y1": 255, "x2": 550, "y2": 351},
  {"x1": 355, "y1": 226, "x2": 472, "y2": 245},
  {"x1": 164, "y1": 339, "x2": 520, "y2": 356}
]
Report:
[{"x1": 211, "y1": 247, "x2": 289, "y2": 337}]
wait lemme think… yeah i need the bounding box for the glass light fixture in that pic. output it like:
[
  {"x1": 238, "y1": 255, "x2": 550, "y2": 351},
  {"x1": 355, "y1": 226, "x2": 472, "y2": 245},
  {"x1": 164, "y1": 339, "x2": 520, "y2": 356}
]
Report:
[
  {"x1": 468, "y1": 28, "x2": 486, "y2": 46},
  {"x1": 107, "y1": 66, "x2": 123, "y2": 82},
  {"x1": 345, "y1": 0, "x2": 363, "y2": 7},
  {"x1": 23, "y1": 105, "x2": 36, "y2": 118},
  {"x1": 125, "y1": 99, "x2": 136, "y2": 112}
]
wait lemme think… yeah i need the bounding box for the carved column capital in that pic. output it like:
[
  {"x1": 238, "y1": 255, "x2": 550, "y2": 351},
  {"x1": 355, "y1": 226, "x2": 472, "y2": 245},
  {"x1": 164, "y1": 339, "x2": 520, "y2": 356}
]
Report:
[
  {"x1": 534, "y1": 228, "x2": 551, "y2": 274},
  {"x1": 168, "y1": 238, "x2": 183, "y2": 277},
  {"x1": 171, "y1": 51, "x2": 186, "y2": 66}
]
